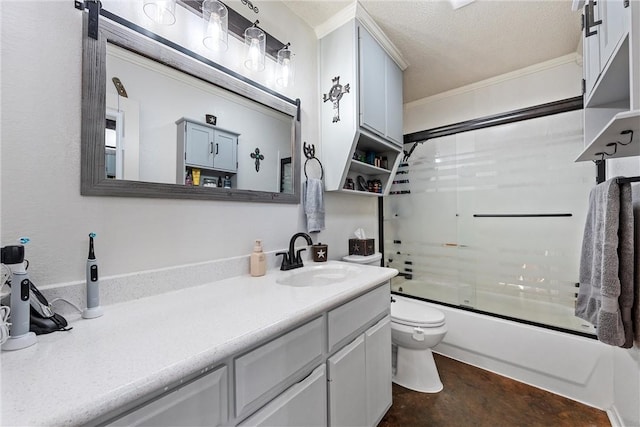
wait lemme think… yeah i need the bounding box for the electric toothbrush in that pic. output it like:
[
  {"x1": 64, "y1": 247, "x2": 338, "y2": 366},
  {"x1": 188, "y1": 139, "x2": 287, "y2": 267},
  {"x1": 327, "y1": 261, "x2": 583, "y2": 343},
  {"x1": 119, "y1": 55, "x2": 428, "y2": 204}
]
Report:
[
  {"x1": 82, "y1": 233, "x2": 103, "y2": 319},
  {"x1": 1, "y1": 239, "x2": 37, "y2": 351}
]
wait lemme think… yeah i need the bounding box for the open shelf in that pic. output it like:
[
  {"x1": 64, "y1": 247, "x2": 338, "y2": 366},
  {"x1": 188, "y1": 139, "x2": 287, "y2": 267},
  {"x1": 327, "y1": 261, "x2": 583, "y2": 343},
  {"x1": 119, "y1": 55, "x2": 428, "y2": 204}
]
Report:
[
  {"x1": 340, "y1": 188, "x2": 385, "y2": 197},
  {"x1": 585, "y1": 35, "x2": 630, "y2": 108},
  {"x1": 576, "y1": 110, "x2": 640, "y2": 162},
  {"x1": 349, "y1": 159, "x2": 390, "y2": 175}
]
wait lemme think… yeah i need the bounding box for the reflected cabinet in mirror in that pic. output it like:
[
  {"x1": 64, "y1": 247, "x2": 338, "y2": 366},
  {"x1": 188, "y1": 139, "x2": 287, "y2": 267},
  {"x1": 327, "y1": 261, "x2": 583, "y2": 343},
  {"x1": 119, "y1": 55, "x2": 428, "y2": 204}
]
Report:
[{"x1": 82, "y1": 13, "x2": 301, "y2": 203}]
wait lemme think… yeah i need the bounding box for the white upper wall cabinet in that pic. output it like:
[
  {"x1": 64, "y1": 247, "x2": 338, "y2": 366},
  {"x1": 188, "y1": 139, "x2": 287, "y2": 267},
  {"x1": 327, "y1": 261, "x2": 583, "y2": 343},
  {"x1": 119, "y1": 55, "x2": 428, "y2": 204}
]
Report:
[
  {"x1": 577, "y1": 0, "x2": 639, "y2": 162},
  {"x1": 320, "y1": 19, "x2": 404, "y2": 196}
]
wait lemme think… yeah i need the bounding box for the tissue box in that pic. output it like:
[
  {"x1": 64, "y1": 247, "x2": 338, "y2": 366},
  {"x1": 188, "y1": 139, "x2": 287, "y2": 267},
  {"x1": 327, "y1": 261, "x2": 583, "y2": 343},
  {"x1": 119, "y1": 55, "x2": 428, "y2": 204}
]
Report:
[{"x1": 349, "y1": 238, "x2": 375, "y2": 256}]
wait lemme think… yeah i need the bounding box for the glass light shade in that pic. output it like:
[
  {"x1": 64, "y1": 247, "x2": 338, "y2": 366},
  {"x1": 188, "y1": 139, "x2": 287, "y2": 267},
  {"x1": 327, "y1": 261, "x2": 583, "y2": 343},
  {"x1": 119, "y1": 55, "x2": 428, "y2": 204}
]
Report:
[
  {"x1": 276, "y1": 45, "x2": 294, "y2": 88},
  {"x1": 142, "y1": 0, "x2": 176, "y2": 25},
  {"x1": 244, "y1": 26, "x2": 266, "y2": 72},
  {"x1": 202, "y1": 0, "x2": 228, "y2": 52}
]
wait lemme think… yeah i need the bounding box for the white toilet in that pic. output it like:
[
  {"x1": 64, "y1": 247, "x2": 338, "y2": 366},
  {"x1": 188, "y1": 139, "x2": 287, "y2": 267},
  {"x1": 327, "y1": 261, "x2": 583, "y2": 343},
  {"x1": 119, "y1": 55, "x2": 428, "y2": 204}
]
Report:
[
  {"x1": 341, "y1": 254, "x2": 447, "y2": 393},
  {"x1": 390, "y1": 295, "x2": 447, "y2": 393}
]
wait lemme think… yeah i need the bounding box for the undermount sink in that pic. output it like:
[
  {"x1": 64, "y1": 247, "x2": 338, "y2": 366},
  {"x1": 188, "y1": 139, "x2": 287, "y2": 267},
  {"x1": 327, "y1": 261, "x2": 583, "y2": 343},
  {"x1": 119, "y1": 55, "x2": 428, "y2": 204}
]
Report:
[{"x1": 276, "y1": 263, "x2": 362, "y2": 287}]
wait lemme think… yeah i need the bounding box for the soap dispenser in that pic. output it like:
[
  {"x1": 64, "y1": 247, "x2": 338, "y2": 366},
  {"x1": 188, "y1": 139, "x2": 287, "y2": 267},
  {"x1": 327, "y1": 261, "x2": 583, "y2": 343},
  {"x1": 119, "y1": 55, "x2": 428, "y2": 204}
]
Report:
[{"x1": 250, "y1": 240, "x2": 266, "y2": 277}]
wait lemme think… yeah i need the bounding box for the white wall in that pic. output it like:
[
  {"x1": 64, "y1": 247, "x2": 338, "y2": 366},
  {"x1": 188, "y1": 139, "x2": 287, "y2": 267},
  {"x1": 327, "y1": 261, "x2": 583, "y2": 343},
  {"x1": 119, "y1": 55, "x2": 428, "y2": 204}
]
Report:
[
  {"x1": 404, "y1": 54, "x2": 583, "y2": 133},
  {"x1": 0, "y1": 1, "x2": 378, "y2": 287},
  {"x1": 404, "y1": 54, "x2": 640, "y2": 423}
]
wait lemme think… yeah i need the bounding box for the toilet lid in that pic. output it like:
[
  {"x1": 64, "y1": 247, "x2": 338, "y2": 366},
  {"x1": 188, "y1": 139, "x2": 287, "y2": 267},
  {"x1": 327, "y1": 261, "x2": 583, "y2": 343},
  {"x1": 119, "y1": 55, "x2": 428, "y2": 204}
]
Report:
[
  {"x1": 391, "y1": 296, "x2": 445, "y2": 327},
  {"x1": 341, "y1": 252, "x2": 382, "y2": 264}
]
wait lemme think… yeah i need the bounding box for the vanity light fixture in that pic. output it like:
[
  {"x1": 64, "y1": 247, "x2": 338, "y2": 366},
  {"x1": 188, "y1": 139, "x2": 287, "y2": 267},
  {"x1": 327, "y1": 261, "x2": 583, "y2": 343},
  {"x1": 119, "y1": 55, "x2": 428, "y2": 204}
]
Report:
[
  {"x1": 276, "y1": 42, "x2": 294, "y2": 88},
  {"x1": 244, "y1": 20, "x2": 266, "y2": 72},
  {"x1": 202, "y1": 0, "x2": 228, "y2": 52},
  {"x1": 142, "y1": 0, "x2": 176, "y2": 25}
]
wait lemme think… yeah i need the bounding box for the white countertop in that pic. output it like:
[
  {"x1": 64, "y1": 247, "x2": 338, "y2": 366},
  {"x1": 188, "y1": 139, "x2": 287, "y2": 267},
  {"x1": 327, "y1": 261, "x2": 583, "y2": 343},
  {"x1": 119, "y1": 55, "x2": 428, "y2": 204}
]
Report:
[{"x1": 1, "y1": 261, "x2": 397, "y2": 426}]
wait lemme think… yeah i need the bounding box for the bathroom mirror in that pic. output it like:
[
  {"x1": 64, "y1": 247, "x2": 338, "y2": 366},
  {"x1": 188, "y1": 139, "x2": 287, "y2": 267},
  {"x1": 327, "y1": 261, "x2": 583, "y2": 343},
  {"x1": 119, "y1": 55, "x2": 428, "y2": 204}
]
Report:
[{"x1": 82, "y1": 14, "x2": 301, "y2": 203}]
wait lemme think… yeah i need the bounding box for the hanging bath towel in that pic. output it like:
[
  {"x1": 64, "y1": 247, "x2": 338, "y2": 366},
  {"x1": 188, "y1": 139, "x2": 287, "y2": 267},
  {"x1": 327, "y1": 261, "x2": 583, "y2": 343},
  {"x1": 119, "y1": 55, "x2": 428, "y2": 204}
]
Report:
[
  {"x1": 304, "y1": 178, "x2": 325, "y2": 233},
  {"x1": 576, "y1": 178, "x2": 633, "y2": 347},
  {"x1": 618, "y1": 182, "x2": 634, "y2": 348},
  {"x1": 632, "y1": 184, "x2": 640, "y2": 345}
]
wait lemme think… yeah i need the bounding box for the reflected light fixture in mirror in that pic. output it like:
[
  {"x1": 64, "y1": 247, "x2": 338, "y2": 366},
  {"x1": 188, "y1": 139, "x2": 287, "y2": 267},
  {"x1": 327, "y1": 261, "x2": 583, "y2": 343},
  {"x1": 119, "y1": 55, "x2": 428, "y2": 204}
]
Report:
[
  {"x1": 276, "y1": 42, "x2": 294, "y2": 88},
  {"x1": 244, "y1": 21, "x2": 266, "y2": 72},
  {"x1": 143, "y1": 0, "x2": 176, "y2": 25},
  {"x1": 202, "y1": 0, "x2": 228, "y2": 51}
]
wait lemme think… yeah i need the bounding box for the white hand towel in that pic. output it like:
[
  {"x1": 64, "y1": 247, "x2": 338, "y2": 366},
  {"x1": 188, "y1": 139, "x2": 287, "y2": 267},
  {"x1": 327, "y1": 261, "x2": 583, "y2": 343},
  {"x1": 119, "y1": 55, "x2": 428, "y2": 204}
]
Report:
[{"x1": 304, "y1": 178, "x2": 325, "y2": 233}]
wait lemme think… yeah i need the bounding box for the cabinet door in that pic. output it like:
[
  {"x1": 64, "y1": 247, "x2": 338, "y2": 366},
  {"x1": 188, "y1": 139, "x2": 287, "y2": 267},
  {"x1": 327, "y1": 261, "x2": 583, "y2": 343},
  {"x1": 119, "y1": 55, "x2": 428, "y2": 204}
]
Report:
[
  {"x1": 238, "y1": 365, "x2": 327, "y2": 427},
  {"x1": 359, "y1": 26, "x2": 386, "y2": 138},
  {"x1": 365, "y1": 316, "x2": 392, "y2": 426},
  {"x1": 212, "y1": 131, "x2": 237, "y2": 172},
  {"x1": 385, "y1": 57, "x2": 403, "y2": 145},
  {"x1": 584, "y1": 0, "x2": 601, "y2": 97},
  {"x1": 327, "y1": 335, "x2": 367, "y2": 427},
  {"x1": 598, "y1": 0, "x2": 628, "y2": 69},
  {"x1": 185, "y1": 122, "x2": 214, "y2": 168},
  {"x1": 107, "y1": 366, "x2": 227, "y2": 427}
]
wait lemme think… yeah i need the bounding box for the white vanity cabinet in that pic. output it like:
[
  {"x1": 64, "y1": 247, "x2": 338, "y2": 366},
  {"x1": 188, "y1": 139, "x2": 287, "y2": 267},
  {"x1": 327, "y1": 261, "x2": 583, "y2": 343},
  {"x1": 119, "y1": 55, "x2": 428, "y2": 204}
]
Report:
[
  {"x1": 99, "y1": 283, "x2": 392, "y2": 427},
  {"x1": 106, "y1": 365, "x2": 228, "y2": 427},
  {"x1": 326, "y1": 284, "x2": 392, "y2": 427},
  {"x1": 576, "y1": 0, "x2": 639, "y2": 162},
  {"x1": 176, "y1": 118, "x2": 238, "y2": 183},
  {"x1": 320, "y1": 17, "x2": 405, "y2": 196}
]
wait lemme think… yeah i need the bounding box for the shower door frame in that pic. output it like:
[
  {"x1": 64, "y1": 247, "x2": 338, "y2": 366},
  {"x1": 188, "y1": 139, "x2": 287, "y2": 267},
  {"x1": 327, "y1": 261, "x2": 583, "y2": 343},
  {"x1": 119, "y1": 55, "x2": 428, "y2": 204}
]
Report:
[{"x1": 379, "y1": 95, "x2": 602, "y2": 339}]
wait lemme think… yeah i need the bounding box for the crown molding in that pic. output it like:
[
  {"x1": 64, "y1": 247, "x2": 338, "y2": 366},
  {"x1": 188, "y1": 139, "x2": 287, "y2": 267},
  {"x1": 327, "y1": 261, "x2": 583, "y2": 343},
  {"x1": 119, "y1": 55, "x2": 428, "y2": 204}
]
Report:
[{"x1": 314, "y1": 1, "x2": 409, "y2": 71}]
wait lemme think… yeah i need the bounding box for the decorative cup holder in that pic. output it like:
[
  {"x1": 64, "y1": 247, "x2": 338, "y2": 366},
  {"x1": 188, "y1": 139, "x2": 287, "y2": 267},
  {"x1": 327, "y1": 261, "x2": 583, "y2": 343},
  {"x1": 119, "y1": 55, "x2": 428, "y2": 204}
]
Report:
[{"x1": 312, "y1": 243, "x2": 328, "y2": 262}]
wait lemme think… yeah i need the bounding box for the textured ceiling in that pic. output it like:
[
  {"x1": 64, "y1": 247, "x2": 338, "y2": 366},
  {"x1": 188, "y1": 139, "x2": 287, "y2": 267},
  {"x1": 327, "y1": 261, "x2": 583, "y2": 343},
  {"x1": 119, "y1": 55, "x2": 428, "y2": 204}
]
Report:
[{"x1": 282, "y1": 0, "x2": 583, "y2": 103}]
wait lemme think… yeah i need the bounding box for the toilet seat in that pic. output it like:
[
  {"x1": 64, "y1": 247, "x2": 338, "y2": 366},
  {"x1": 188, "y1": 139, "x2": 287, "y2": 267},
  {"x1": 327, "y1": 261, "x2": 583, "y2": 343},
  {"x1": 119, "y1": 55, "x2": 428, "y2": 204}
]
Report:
[{"x1": 391, "y1": 296, "x2": 446, "y2": 328}]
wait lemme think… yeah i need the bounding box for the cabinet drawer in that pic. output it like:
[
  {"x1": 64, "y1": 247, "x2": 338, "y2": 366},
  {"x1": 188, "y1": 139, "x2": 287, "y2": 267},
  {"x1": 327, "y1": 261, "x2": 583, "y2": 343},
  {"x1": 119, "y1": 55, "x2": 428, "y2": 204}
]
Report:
[
  {"x1": 238, "y1": 365, "x2": 327, "y2": 427},
  {"x1": 328, "y1": 283, "x2": 390, "y2": 353},
  {"x1": 107, "y1": 365, "x2": 227, "y2": 427},
  {"x1": 235, "y1": 317, "x2": 324, "y2": 418}
]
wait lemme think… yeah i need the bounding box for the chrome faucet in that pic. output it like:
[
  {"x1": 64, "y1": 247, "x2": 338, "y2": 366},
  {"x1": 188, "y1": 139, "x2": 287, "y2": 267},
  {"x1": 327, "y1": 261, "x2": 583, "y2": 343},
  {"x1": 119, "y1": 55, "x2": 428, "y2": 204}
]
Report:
[{"x1": 277, "y1": 232, "x2": 313, "y2": 270}]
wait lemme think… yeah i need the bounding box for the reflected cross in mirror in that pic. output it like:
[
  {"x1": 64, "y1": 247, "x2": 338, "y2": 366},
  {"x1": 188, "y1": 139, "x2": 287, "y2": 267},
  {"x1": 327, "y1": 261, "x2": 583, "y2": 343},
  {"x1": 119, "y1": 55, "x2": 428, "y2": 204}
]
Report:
[{"x1": 250, "y1": 147, "x2": 264, "y2": 172}]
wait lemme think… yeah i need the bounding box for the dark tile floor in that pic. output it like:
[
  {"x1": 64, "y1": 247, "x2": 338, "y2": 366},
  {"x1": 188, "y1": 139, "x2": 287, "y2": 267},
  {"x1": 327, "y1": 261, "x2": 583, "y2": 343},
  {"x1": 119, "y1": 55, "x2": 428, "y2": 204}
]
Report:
[{"x1": 379, "y1": 353, "x2": 610, "y2": 427}]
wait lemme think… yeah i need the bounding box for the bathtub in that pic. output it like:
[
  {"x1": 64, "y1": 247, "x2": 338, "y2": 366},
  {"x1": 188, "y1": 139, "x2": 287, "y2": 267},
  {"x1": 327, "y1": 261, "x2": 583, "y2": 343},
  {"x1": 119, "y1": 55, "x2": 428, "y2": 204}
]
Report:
[{"x1": 392, "y1": 278, "x2": 613, "y2": 411}]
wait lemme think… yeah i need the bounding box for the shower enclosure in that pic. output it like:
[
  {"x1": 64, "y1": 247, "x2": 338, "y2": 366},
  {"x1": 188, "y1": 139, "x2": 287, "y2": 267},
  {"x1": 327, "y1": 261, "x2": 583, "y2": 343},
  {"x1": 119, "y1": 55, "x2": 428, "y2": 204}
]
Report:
[{"x1": 383, "y1": 105, "x2": 597, "y2": 335}]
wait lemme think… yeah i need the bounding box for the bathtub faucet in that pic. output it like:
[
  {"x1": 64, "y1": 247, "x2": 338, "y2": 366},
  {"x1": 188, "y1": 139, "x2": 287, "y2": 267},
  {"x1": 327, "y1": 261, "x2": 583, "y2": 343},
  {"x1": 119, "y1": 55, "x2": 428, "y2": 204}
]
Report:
[{"x1": 277, "y1": 232, "x2": 313, "y2": 271}]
